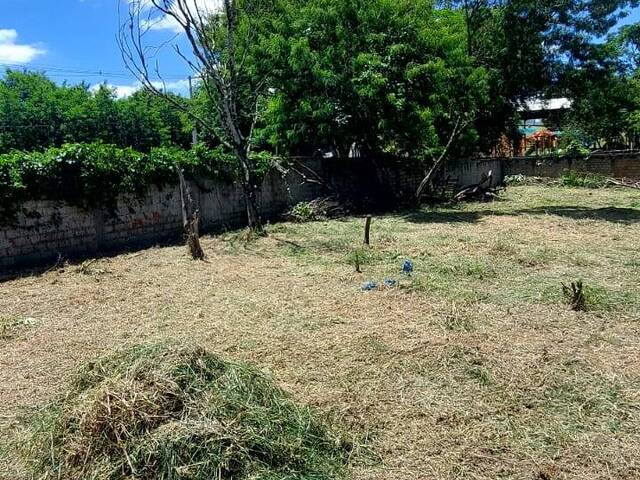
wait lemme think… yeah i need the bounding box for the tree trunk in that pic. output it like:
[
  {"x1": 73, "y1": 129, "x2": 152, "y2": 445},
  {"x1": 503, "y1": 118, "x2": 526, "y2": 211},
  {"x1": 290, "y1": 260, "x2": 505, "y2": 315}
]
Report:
[
  {"x1": 416, "y1": 116, "x2": 467, "y2": 200},
  {"x1": 176, "y1": 166, "x2": 205, "y2": 260},
  {"x1": 416, "y1": 157, "x2": 446, "y2": 199},
  {"x1": 243, "y1": 181, "x2": 263, "y2": 233},
  {"x1": 237, "y1": 150, "x2": 265, "y2": 235}
]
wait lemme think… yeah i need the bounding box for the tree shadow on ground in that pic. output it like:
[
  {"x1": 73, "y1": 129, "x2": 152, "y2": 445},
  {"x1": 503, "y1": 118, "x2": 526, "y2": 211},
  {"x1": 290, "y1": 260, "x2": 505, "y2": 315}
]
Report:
[
  {"x1": 403, "y1": 206, "x2": 640, "y2": 225},
  {"x1": 403, "y1": 210, "x2": 485, "y2": 224}
]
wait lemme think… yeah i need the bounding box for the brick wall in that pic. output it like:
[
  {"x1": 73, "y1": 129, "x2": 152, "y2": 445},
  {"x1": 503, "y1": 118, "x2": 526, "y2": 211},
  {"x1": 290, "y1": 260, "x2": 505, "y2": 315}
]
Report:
[
  {"x1": 0, "y1": 157, "x2": 499, "y2": 273},
  {"x1": 504, "y1": 151, "x2": 640, "y2": 179}
]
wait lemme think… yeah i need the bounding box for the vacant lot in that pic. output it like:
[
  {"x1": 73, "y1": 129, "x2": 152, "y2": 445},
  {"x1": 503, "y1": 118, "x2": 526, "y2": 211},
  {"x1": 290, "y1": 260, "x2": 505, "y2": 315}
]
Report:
[{"x1": 2, "y1": 185, "x2": 640, "y2": 479}]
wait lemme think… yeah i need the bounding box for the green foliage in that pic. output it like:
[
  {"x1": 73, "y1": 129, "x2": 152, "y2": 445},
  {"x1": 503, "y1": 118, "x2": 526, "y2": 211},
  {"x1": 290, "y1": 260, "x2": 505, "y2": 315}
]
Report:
[
  {"x1": 251, "y1": 0, "x2": 490, "y2": 158},
  {"x1": 3, "y1": 1, "x2": 640, "y2": 163},
  {"x1": 23, "y1": 344, "x2": 354, "y2": 480},
  {"x1": 561, "y1": 280, "x2": 633, "y2": 312},
  {"x1": 561, "y1": 68, "x2": 634, "y2": 150},
  {"x1": 0, "y1": 143, "x2": 254, "y2": 221},
  {"x1": 289, "y1": 201, "x2": 318, "y2": 223},
  {"x1": 504, "y1": 174, "x2": 527, "y2": 185},
  {"x1": 557, "y1": 130, "x2": 592, "y2": 156},
  {"x1": 346, "y1": 247, "x2": 373, "y2": 272},
  {"x1": 557, "y1": 170, "x2": 608, "y2": 189},
  {"x1": 0, "y1": 71, "x2": 192, "y2": 153},
  {"x1": 444, "y1": 0, "x2": 640, "y2": 153}
]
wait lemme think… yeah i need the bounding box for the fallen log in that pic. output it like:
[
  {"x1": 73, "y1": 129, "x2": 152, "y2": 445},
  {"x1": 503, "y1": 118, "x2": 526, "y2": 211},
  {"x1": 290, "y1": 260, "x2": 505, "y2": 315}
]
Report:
[
  {"x1": 453, "y1": 170, "x2": 500, "y2": 202},
  {"x1": 607, "y1": 178, "x2": 640, "y2": 190}
]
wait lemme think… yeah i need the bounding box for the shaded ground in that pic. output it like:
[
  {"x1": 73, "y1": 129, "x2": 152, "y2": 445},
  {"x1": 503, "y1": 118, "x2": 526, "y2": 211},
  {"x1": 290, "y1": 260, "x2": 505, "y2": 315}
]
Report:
[{"x1": 1, "y1": 185, "x2": 640, "y2": 479}]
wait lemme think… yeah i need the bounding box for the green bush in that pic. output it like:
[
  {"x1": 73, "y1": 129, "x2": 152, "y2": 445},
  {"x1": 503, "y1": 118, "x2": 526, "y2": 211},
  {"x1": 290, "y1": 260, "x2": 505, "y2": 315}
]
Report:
[
  {"x1": 0, "y1": 143, "x2": 274, "y2": 222},
  {"x1": 346, "y1": 247, "x2": 374, "y2": 272},
  {"x1": 23, "y1": 344, "x2": 355, "y2": 480},
  {"x1": 289, "y1": 201, "x2": 317, "y2": 222},
  {"x1": 557, "y1": 170, "x2": 608, "y2": 189}
]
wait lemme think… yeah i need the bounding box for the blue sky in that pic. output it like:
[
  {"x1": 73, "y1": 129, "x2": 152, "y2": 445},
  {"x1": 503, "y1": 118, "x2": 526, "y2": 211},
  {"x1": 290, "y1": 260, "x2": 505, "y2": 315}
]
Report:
[
  {"x1": 2, "y1": 1, "x2": 640, "y2": 98},
  {"x1": 0, "y1": 0, "x2": 201, "y2": 96}
]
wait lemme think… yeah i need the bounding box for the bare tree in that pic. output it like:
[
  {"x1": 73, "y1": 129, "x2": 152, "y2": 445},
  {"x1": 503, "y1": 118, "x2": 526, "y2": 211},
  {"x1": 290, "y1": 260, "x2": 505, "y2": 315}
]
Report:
[
  {"x1": 416, "y1": 114, "x2": 471, "y2": 199},
  {"x1": 119, "y1": 0, "x2": 267, "y2": 234}
]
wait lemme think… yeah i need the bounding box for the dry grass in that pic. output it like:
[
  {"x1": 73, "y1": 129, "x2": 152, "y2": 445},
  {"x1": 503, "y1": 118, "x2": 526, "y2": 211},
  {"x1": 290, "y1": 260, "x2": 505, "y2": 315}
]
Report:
[{"x1": 1, "y1": 185, "x2": 640, "y2": 479}]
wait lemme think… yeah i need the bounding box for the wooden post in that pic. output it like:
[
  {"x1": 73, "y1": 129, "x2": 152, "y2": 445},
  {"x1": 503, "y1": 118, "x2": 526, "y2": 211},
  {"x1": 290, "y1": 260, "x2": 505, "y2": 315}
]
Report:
[{"x1": 363, "y1": 215, "x2": 372, "y2": 246}]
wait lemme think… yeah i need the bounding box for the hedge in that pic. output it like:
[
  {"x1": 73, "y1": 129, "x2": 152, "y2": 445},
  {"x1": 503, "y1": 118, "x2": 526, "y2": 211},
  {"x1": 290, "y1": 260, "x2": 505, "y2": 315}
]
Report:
[{"x1": 0, "y1": 143, "x2": 273, "y2": 222}]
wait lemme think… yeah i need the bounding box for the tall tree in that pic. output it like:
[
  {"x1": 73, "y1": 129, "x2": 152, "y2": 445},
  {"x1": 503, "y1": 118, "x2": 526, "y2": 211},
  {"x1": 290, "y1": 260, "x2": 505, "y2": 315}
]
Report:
[
  {"x1": 253, "y1": 0, "x2": 490, "y2": 160},
  {"x1": 119, "y1": 0, "x2": 274, "y2": 233},
  {"x1": 442, "y1": 0, "x2": 640, "y2": 152}
]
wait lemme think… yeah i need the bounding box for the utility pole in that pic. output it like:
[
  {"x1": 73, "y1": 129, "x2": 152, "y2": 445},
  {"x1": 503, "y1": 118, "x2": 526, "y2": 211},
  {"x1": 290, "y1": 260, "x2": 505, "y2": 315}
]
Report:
[{"x1": 188, "y1": 75, "x2": 198, "y2": 146}]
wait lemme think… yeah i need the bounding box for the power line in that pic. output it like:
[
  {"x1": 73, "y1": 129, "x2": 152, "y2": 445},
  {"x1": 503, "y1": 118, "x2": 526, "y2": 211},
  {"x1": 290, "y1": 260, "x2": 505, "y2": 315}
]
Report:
[
  {"x1": 0, "y1": 119, "x2": 184, "y2": 130},
  {"x1": 0, "y1": 62, "x2": 192, "y2": 81}
]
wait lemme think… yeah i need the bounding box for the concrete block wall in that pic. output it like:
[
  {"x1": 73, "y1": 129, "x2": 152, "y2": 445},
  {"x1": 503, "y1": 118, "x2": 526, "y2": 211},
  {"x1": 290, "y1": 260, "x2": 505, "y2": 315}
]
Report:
[
  {"x1": 0, "y1": 202, "x2": 96, "y2": 269},
  {"x1": 614, "y1": 156, "x2": 640, "y2": 178},
  {"x1": 450, "y1": 158, "x2": 503, "y2": 187},
  {"x1": 0, "y1": 156, "x2": 495, "y2": 273},
  {"x1": 504, "y1": 151, "x2": 640, "y2": 179}
]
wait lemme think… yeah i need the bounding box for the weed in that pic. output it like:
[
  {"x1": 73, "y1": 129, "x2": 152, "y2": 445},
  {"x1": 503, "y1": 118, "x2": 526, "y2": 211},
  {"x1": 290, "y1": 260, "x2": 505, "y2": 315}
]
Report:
[
  {"x1": 76, "y1": 260, "x2": 108, "y2": 276},
  {"x1": 441, "y1": 305, "x2": 475, "y2": 332},
  {"x1": 346, "y1": 247, "x2": 373, "y2": 273},
  {"x1": 504, "y1": 174, "x2": 527, "y2": 185},
  {"x1": 288, "y1": 201, "x2": 317, "y2": 222},
  {"x1": 0, "y1": 316, "x2": 37, "y2": 340}
]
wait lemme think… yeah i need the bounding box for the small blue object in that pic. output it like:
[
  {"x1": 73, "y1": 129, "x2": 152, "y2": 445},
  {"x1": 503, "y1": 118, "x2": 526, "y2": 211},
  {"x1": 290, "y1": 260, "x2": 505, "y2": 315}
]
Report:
[
  {"x1": 402, "y1": 260, "x2": 414, "y2": 275},
  {"x1": 361, "y1": 281, "x2": 378, "y2": 291},
  {"x1": 383, "y1": 279, "x2": 398, "y2": 288}
]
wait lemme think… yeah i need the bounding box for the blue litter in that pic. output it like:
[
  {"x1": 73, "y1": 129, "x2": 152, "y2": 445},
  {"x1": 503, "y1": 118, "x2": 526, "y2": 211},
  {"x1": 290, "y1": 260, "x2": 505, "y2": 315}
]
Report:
[
  {"x1": 383, "y1": 279, "x2": 398, "y2": 288},
  {"x1": 402, "y1": 260, "x2": 414, "y2": 275},
  {"x1": 361, "y1": 281, "x2": 378, "y2": 291}
]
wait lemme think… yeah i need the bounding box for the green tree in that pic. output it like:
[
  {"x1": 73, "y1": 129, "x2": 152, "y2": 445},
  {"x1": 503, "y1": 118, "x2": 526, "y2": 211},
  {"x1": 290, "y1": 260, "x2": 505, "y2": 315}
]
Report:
[
  {"x1": 0, "y1": 71, "x2": 191, "y2": 153},
  {"x1": 0, "y1": 71, "x2": 64, "y2": 151},
  {"x1": 253, "y1": 0, "x2": 490, "y2": 160},
  {"x1": 443, "y1": 0, "x2": 639, "y2": 152}
]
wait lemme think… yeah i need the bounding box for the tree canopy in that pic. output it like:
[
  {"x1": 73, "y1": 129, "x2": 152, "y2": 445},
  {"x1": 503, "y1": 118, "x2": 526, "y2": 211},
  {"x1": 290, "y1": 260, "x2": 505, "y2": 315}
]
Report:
[
  {"x1": 3, "y1": 0, "x2": 640, "y2": 157},
  {"x1": 0, "y1": 71, "x2": 191, "y2": 153}
]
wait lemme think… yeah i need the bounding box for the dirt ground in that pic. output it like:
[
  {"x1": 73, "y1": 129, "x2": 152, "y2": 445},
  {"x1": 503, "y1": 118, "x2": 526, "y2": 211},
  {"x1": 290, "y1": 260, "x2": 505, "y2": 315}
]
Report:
[{"x1": 2, "y1": 185, "x2": 640, "y2": 479}]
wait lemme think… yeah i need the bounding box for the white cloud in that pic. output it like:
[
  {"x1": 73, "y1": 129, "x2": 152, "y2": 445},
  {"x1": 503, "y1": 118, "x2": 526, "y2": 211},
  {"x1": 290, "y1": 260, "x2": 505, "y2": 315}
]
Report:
[
  {"x1": 91, "y1": 79, "x2": 190, "y2": 98},
  {"x1": 98, "y1": 84, "x2": 140, "y2": 98},
  {"x1": 134, "y1": 0, "x2": 222, "y2": 33},
  {"x1": 0, "y1": 29, "x2": 45, "y2": 64}
]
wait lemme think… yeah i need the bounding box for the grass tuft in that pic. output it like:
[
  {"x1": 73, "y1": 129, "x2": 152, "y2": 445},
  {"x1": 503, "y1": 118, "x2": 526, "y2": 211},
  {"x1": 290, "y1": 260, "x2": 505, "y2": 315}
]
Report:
[
  {"x1": 22, "y1": 344, "x2": 355, "y2": 480},
  {"x1": 0, "y1": 316, "x2": 37, "y2": 340}
]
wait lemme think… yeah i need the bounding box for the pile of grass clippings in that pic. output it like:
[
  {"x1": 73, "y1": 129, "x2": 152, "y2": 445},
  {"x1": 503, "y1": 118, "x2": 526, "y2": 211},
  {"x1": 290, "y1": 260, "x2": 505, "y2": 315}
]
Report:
[{"x1": 23, "y1": 344, "x2": 354, "y2": 480}]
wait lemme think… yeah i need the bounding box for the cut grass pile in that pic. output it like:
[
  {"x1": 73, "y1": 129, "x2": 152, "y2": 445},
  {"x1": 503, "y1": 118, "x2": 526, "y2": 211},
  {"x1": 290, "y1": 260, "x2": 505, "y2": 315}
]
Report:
[{"x1": 23, "y1": 344, "x2": 354, "y2": 480}]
